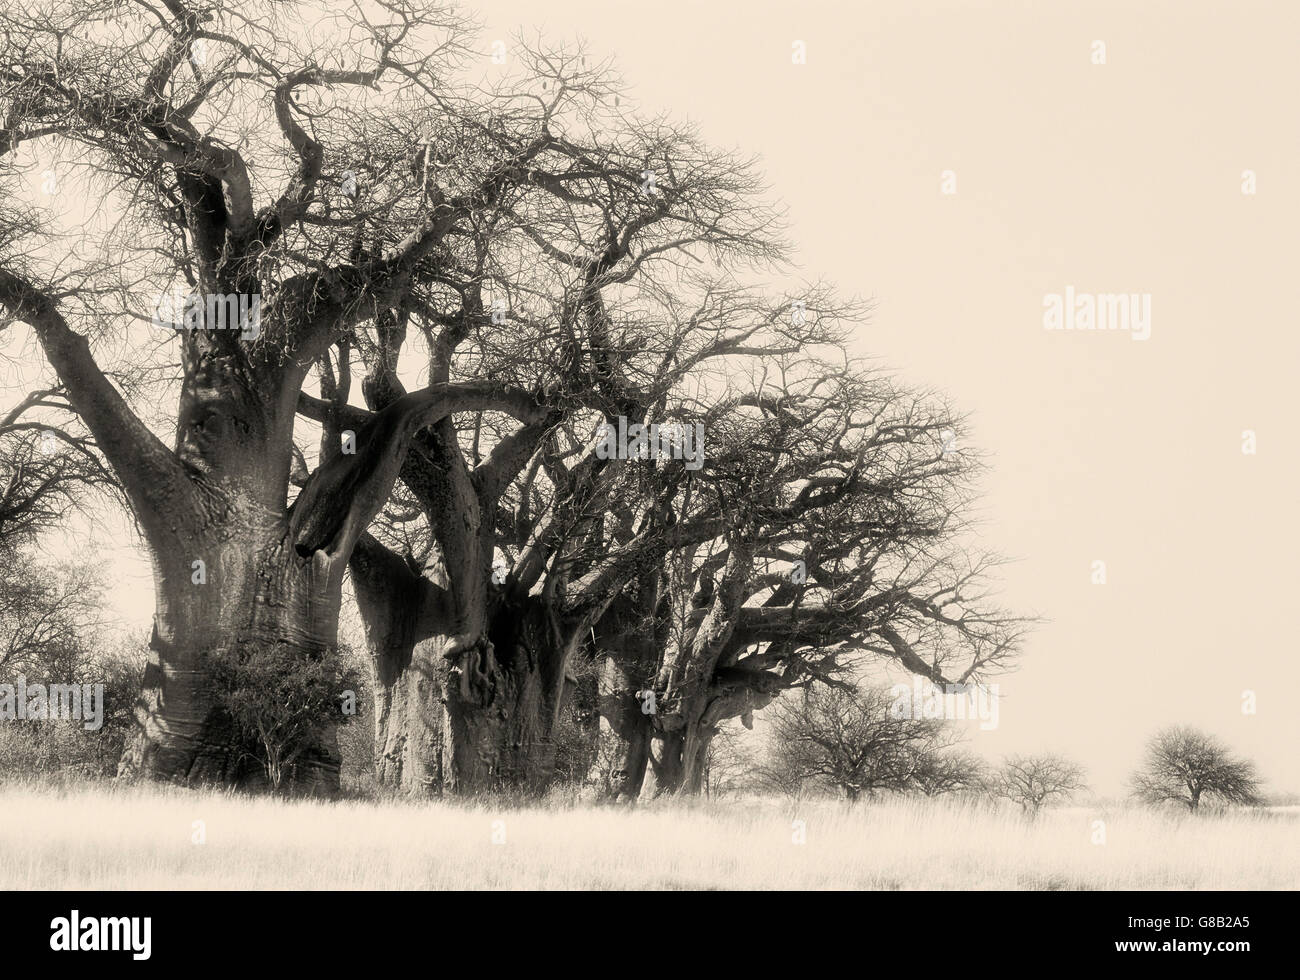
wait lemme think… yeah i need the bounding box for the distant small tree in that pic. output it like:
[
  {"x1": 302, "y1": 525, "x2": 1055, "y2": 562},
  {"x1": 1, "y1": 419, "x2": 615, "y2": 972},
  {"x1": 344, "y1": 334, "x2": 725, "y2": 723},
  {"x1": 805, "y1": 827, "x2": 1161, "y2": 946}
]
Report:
[
  {"x1": 763, "y1": 684, "x2": 963, "y2": 802},
  {"x1": 907, "y1": 749, "x2": 989, "y2": 798},
  {"x1": 754, "y1": 756, "x2": 812, "y2": 803},
  {"x1": 1130, "y1": 726, "x2": 1263, "y2": 812},
  {"x1": 699, "y1": 722, "x2": 753, "y2": 799},
  {"x1": 204, "y1": 644, "x2": 357, "y2": 793},
  {"x1": 994, "y1": 754, "x2": 1086, "y2": 814}
]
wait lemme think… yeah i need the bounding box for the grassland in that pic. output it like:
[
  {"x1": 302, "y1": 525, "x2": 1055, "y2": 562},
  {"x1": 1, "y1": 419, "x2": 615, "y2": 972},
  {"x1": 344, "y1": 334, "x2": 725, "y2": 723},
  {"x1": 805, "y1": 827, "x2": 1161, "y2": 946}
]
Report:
[{"x1": 1, "y1": 780, "x2": 1294, "y2": 889}]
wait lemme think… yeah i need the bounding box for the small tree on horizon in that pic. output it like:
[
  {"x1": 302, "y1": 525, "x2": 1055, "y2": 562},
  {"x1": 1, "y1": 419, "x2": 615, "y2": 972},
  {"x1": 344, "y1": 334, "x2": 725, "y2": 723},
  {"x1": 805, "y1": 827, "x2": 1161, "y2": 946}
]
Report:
[
  {"x1": 761, "y1": 683, "x2": 972, "y2": 803},
  {"x1": 994, "y1": 754, "x2": 1086, "y2": 815},
  {"x1": 907, "y1": 748, "x2": 989, "y2": 798},
  {"x1": 1130, "y1": 726, "x2": 1263, "y2": 813}
]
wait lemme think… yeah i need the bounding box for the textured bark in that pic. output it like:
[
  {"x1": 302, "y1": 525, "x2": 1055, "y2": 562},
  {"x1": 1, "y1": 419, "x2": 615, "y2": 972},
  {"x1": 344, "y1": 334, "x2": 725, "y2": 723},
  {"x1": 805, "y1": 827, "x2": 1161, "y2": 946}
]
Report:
[
  {"x1": 649, "y1": 726, "x2": 715, "y2": 795},
  {"x1": 352, "y1": 531, "x2": 577, "y2": 797},
  {"x1": 118, "y1": 519, "x2": 347, "y2": 794},
  {"x1": 110, "y1": 359, "x2": 500, "y2": 791},
  {"x1": 594, "y1": 589, "x2": 661, "y2": 802},
  {"x1": 350, "y1": 534, "x2": 449, "y2": 794},
  {"x1": 104, "y1": 334, "x2": 329, "y2": 790},
  {"x1": 373, "y1": 638, "x2": 448, "y2": 793},
  {"x1": 648, "y1": 666, "x2": 785, "y2": 796},
  {"x1": 442, "y1": 597, "x2": 573, "y2": 795},
  {"x1": 598, "y1": 674, "x2": 652, "y2": 802},
  {"x1": 646, "y1": 551, "x2": 738, "y2": 797},
  {"x1": 105, "y1": 339, "x2": 451, "y2": 791}
]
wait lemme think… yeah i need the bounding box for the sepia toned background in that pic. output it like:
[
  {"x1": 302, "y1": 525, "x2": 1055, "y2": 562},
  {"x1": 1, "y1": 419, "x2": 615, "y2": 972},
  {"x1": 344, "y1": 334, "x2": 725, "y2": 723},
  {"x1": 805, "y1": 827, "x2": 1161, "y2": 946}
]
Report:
[{"x1": 79, "y1": 0, "x2": 1299, "y2": 796}]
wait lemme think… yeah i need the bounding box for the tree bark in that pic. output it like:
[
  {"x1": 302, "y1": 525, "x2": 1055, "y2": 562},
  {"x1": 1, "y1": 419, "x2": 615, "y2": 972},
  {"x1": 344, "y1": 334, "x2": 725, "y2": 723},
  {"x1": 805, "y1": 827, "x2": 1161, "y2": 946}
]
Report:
[
  {"x1": 442, "y1": 597, "x2": 573, "y2": 795},
  {"x1": 351, "y1": 530, "x2": 576, "y2": 797},
  {"x1": 649, "y1": 724, "x2": 714, "y2": 796},
  {"x1": 349, "y1": 534, "x2": 450, "y2": 794},
  {"x1": 597, "y1": 662, "x2": 652, "y2": 802},
  {"x1": 593, "y1": 584, "x2": 662, "y2": 803},
  {"x1": 118, "y1": 525, "x2": 347, "y2": 794}
]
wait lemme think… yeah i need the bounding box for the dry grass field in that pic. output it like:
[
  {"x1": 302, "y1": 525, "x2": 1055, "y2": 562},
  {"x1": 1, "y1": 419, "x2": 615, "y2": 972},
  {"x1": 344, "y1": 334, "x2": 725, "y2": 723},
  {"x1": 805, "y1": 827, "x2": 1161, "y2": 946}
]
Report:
[{"x1": 1, "y1": 780, "x2": 1294, "y2": 890}]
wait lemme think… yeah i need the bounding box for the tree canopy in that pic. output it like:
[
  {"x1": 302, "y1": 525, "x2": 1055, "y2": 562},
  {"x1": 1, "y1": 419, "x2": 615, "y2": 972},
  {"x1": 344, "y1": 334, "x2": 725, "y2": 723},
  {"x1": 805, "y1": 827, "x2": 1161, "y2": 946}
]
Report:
[{"x1": 0, "y1": 0, "x2": 1026, "y2": 796}]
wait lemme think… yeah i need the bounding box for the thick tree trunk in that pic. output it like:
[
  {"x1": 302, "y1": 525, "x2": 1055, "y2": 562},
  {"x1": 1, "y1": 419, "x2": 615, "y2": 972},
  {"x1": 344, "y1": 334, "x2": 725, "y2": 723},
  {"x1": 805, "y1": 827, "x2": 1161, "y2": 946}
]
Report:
[
  {"x1": 686, "y1": 729, "x2": 714, "y2": 794},
  {"x1": 610, "y1": 718, "x2": 652, "y2": 802},
  {"x1": 118, "y1": 528, "x2": 346, "y2": 794},
  {"x1": 442, "y1": 598, "x2": 571, "y2": 795},
  {"x1": 593, "y1": 584, "x2": 662, "y2": 803},
  {"x1": 643, "y1": 545, "x2": 755, "y2": 797},
  {"x1": 648, "y1": 663, "x2": 784, "y2": 797},
  {"x1": 350, "y1": 536, "x2": 449, "y2": 795},
  {"x1": 648, "y1": 731, "x2": 685, "y2": 795},
  {"x1": 649, "y1": 723, "x2": 713, "y2": 796},
  {"x1": 372, "y1": 638, "x2": 448, "y2": 793},
  {"x1": 597, "y1": 673, "x2": 651, "y2": 802},
  {"x1": 353, "y1": 531, "x2": 575, "y2": 798}
]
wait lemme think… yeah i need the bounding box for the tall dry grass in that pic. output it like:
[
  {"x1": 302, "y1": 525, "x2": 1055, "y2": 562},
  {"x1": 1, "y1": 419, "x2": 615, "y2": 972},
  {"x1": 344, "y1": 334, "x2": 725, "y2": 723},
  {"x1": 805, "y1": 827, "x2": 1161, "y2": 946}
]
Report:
[{"x1": 0, "y1": 779, "x2": 1293, "y2": 889}]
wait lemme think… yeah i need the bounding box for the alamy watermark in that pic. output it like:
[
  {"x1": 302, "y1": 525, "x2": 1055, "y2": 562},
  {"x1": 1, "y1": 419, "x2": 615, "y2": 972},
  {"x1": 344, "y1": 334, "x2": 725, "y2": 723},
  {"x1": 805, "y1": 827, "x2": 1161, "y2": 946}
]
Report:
[
  {"x1": 0, "y1": 675, "x2": 104, "y2": 731},
  {"x1": 1042, "y1": 286, "x2": 1151, "y2": 341},
  {"x1": 50, "y1": 911, "x2": 151, "y2": 960},
  {"x1": 890, "y1": 677, "x2": 1000, "y2": 731},
  {"x1": 152, "y1": 288, "x2": 262, "y2": 340},
  {"x1": 595, "y1": 417, "x2": 705, "y2": 471}
]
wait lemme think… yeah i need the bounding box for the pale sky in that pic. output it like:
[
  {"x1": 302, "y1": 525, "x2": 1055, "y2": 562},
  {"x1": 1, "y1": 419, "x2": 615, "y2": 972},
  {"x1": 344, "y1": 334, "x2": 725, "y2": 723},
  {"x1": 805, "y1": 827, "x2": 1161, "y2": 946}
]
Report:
[{"x1": 24, "y1": 0, "x2": 1299, "y2": 797}]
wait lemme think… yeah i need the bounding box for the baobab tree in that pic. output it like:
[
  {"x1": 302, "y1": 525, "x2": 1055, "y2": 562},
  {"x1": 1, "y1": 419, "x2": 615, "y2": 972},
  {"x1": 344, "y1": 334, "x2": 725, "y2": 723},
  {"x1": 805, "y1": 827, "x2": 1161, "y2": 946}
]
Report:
[
  {"x1": 0, "y1": 0, "x2": 1025, "y2": 798},
  {"x1": 592, "y1": 363, "x2": 1026, "y2": 798},
  {"x1": 1130, "y1": 726, "x2": 1263, "y2": 812},
  {"x1": 326, "y1": 280, "x2": 844, "y2": 795},
  {"x1": 4, "y1": 0, "x2": 751, "y2": 789},
  {"x1": 265, "y1": 34, "x2": 797, "y2": 792}
]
